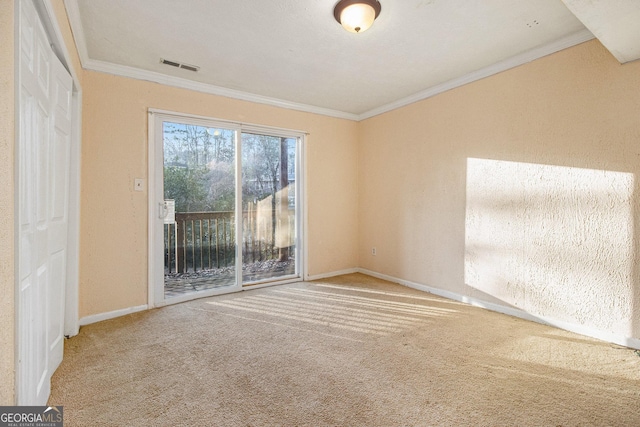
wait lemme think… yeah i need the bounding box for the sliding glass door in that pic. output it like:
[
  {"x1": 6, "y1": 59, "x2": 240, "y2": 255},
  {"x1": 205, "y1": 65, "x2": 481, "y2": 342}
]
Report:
[
  {"x1": 151, "y1": 112, "x2": 303, "y2": 305},
  {"x1": 162, "y1": 122, "x2": 238, "y2": 298},
  {"x1": 241, "y1": 132, "x2": 298, "y2": 285}
]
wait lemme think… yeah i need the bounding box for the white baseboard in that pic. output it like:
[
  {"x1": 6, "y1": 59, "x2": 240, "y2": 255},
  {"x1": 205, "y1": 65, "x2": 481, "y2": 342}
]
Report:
[
  {"x1": 357, "y1": 268, "x2": 640, "y2": 350},
  {"x1": 76, "y1": 270, "x2": 336, "y2": 327},
  {"x1": 79, "y1": 304, "x2": 149, "y2": 327},
  {"x1": 75, "y1": 269, "x2": 640, "y2": 351},
  {"x1": 306, "y1": 268, "x2": 359, "y2": 282}
]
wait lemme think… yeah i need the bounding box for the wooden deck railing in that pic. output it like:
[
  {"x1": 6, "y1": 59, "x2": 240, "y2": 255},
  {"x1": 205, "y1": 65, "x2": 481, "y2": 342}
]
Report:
[{"x1": 164, "y1": 210, "x2": 294, "y2": 274}]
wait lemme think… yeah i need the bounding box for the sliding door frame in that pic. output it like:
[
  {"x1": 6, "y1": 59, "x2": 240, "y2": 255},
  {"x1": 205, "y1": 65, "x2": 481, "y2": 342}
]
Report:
[{"x1": 148, "y1": 109, "x2": 306, "y2": 308}]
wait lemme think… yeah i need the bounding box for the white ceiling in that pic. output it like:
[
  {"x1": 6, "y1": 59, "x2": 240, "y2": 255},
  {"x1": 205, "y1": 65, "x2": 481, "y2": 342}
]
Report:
[{"x1": 62, "y1": 0, "x2": 634, "y2": 120}]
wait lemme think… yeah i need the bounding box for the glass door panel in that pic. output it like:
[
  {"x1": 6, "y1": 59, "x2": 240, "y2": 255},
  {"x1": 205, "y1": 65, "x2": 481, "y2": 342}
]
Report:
[
  {"x1": 153, "y1": 112, "x2": 303, "y2": 305},
  {"x1": 241, "y1": 133, "x2": 298, "y2": 285},
  {"x1": 163, "y1": 122, "x2": 237, "y2": 299}
]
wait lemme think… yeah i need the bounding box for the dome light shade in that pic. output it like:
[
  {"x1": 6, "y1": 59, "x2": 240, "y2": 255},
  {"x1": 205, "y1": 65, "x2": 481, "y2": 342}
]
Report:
[{"x1": 334, "y1": 0, "x2": 381, "y2": 33}]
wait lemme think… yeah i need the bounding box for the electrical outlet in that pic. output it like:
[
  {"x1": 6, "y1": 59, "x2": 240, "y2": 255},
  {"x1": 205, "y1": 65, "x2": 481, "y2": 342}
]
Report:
[{"x1": 372, "y1": 247, "x2": 376, "y2": 256}]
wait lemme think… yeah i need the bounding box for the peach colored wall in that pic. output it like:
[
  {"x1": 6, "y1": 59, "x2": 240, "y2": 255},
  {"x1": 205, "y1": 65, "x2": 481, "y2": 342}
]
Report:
[
  {"x1": 0, "y1": 0, "x2": 15, "y2": 405},
  {"x1": 359, "y1": 40, "x2": 640, "y2": 343},
  {"x1": 80, "y1": 71, "x2": 359, "y2": 317}
]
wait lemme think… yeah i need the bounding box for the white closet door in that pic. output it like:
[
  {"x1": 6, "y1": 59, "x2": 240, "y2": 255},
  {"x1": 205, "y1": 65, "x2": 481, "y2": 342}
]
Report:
[
  {"x1": 47, "y1": 41, "x2": 73, "y2": 376},
  {"x1": 18, "y1": 0, "x2": 73, "y2": 405}
]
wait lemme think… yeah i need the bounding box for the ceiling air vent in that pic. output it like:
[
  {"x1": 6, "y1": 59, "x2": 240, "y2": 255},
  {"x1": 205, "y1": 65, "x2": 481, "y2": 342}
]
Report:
[{"x1": 160, "y1": 58, "x2": 200, "y2": 72}]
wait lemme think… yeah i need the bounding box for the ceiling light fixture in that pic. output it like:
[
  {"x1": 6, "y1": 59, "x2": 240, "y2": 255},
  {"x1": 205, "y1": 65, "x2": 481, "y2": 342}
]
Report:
[{"x1": 334, "y1": 0, "x2": 381, "y2": 33}]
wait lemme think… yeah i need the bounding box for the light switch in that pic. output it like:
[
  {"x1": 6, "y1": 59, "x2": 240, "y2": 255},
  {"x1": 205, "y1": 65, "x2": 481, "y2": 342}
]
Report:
[{"x1": 134, "y1": 178, "x2": 145, "y2": 192}]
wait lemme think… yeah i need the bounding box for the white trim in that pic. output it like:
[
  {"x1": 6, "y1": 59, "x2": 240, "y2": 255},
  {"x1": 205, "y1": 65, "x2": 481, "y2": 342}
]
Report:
[
  {"x1": 147, "y1": 111, "x2": 157, "y2": 308},
  {"x1": 242, "y1": 124, "x2": 308, "y2": 139},
  {"x1": 158, "y1": 278, "x2": 304, "y2": 309},
  {"x1": 358, "y1": 269, "x2": 465, "y2": 302},
  {"x1": 297, "y1": 134, "x2": 306, "y2": 281},
  {"x1": 78, "y1": 305, "x2": 149, "y2": 327},
  {"x1": 358, "y1": 29, "x2": 595, "y2": 120},
  {"x1": 63, "y1": 87, "x2": 81, "y2": 338},
  {"x1": 148, "y1": 108, "x2": 310, "y2": 139},
  {"x1": 62, "y1": 1, "x2": 595, "y2": 123},
  {"x1": 79, "y1": 34, "x2": 598, "y2": 123},
  {"x1": 357, "y1": 268, "x2": 640, "y2": 350},
  {"x1": 38, "y1": 1, "x2": 82, "y2": 84},
  {"x1": 81, "y1": 277, "x2": 304, "y2": 323},
  {"x1": 243, "y1": 277, "x2": 303, "y2": 290},
  {"x1": 86, "y1": 58, "x2": 360, "y2": 121},
  {"x1": 234, "y1": 121, "x2": 243, "y2": 289},
  {"x1": 159, "y1": 286, "x2": 241, "y2": 307},
  {"x1": 75, "y1": 266, "x2": 640, "y2": 351},
  {"x1": 306, "y1": 268, "x2": 359, "y2": 282},
  {"x1": 61, "y1": 0, "x2": 89, "y2": 65},
  {"x1": 13, "y1": 0, "x2": 22, "y2": 406},
  {"x1": 63, "y1": 0, "x2": 359, "y2": 121}
]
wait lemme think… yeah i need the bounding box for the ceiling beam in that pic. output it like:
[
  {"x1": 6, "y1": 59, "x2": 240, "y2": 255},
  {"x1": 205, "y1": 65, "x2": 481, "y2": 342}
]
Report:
[{"x1": 561, "y1": 0, "x2": 640, "y2": 63}]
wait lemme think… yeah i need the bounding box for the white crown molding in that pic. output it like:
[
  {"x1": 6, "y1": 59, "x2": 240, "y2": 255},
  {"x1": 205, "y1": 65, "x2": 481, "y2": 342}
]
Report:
[
  {"x1": 64, "y1": 0, "x2": 358, "y2": 120},
  {"x1": 357, "y1": 29, "x2": 595, "y2": 121},
  {"x1": 64, "y1": 0, "x2": 593, "y2": 123},
  {"x1": 82, "y1": 58, "x2": 361, "y2": 121}
]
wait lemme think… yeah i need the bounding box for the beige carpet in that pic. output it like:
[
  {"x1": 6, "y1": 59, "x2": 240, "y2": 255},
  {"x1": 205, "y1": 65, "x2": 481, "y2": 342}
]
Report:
[{"x1": 49, "y1": 274, "x2": 640, "y2": 426}]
